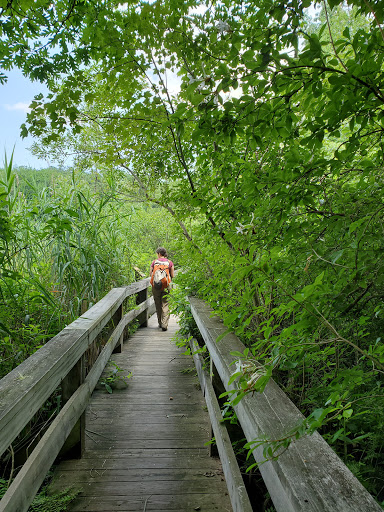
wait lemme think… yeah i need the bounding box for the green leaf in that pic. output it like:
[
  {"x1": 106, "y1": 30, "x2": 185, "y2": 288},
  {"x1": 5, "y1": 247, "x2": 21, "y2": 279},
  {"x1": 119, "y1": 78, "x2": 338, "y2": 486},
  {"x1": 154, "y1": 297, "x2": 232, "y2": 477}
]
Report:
[
  {"x1": 216, "y1": 329, "x2": 231, "y2": 343},
  {"x1": 314, "y1": 271, "x2": 324, "y2": 286},
  {"x1": 331, "y1": 250, "x2": 344, "y2": 263},
  {"x1": 230, "y1": 350, "x2": 246, "y2": 358},
  {"x1": 228, "y1": 371, "x2": 243, "y2": 386},
  {"x1": 349, "y1": 217, "x2": 367, "y2": 234},
  {"x1": 0, "y1": 322, "x2": 11, "y2": 335}
]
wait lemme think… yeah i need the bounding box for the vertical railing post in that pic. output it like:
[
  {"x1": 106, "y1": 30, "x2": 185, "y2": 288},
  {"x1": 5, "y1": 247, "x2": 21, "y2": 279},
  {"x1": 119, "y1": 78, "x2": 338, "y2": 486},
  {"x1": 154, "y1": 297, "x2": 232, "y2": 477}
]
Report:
[
  {"x1": 112, "y1": 304, "x2": 124, "y2": 354},
  {"x1": 209, "y1": 357, "x2": 220, "y2": 457},
  {"x1": 60, "y1": 356, "x2": 85, "y2": 459},
  {"x1": 136, "y1": 287, "x2": 148, "y2": 327},
  {"x1": 81, "y1": 298, "x2": 88, "y2": 315}
]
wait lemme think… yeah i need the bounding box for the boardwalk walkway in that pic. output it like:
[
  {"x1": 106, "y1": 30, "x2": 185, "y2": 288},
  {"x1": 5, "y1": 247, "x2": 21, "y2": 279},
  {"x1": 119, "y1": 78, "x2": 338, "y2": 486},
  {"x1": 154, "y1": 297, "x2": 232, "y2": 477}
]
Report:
[{"x1": 50, "y1": 314, "x2": 232, "y2": 511}]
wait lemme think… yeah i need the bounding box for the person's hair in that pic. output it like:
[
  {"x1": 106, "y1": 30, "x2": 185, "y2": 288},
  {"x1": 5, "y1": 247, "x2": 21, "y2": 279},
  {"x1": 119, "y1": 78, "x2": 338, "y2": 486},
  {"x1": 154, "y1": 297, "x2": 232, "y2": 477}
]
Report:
[{"x1": 156, "y1": 247, "x2": 167, "y2": 257}]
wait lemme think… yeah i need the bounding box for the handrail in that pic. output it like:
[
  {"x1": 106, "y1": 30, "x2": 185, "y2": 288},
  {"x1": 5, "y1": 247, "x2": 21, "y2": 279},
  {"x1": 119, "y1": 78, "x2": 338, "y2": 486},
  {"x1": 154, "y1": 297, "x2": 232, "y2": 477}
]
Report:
[
  {"x1": 0, "y1": 277, "x2": 153, "y2": 512},
  {"x1": 189, "y1": 297, "x2": 382, "y2": 512},
  {"x1": 189, "y1": 337, "x2": 253, "y2": 512}
]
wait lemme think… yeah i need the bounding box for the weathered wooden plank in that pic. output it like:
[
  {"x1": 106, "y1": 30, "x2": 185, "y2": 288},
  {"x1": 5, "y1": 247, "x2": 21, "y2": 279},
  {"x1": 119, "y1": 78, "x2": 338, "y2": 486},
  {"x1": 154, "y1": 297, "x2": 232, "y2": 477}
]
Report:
[
  {"x1": 94, "y1": 385, "x2": 199, "y2": 396},
  {"x1": 84, "y1": 420, "x2": 207, "y2": 433},
  {"x1": 123, "y1": 340, "x2": 182, "y2": 345},
  {"x1": 68, "y1": 494, "x2": 231, "y2": 512},
  {"x1": 109, "y1": 367, "x2": 194, "y2": 376},
  {"x1": 85, "y1": 404, "x2": 206, "y2": 414},
  {"x1": 70, "y1": 280, "x2": 150, "y2": 332},
  {"x1": 189, "y1": 296, "x2": 381, "y2": 512},
  {"x1": 77, "y1": 448, "x2": 211, "y2": 459},
  {"x1": 124, "y1": 354, "x2": 189, "y2": 359},
  {"x1": 136, "y1": 287, "x2": 148, "y2": 327},
  {"x1": 48, "y1": 313, "x2": 233, "y2": 512},
  {"x1": 86, "y1": 418, "x2": 204, "y2": 429},
  {"x1": 0, "y1": 382, "x2": 92, "y2": 512},
  {"x1": 190, "y1": 338, "x2": 253, "y2": 512},
  {"x1": 120, "y1": 351, "x2": 186, "y2": 357},
  {"x1": 95, "y1": 390, "x2": 201, "y2": 398},
  {"x1": 0, "y1": 328, "x2": 88, "y2": 458},
  {"x1": 0, "y1": 283, "x2": 153, "y2": 458},
  {"x1": 105, "y1": 370, "x2": 193, "y2": 378},
  {"x1": 50, "y1": 479, "x2": 228, "y2": 496},
  {"x1": 111, "y1": 304, "x2": 124, "y2": 354},
  {"x1": 0, "y1": 309, "x2": 126, "y2": 512},
  {"x1": 84, "y1": 439, "x2": 210, "y2": 450},
  {"x1": 57, "y1": 456, "x2": 222, "y2": 471},
  {"x1": 86, "y1": 417, "x2": 203, "y2": 426},
  {"x1": 119, "y1": 357, "x2": 188, "y2": 362},
  {"x1": 91, "y1": 388, "x2": 199, "y2": 397},
  {"x1": 98, "y1": 375, "x2": 198, "y2": 384},
  {"x1": 119, "y1": 356, "x2": 188, "y2": 363},
  {"x1": 92, "y1": 381, "x2": 198, "y2": 390},
  {"x1": 121, "y1": 341, "x2": 185, "y2": 348},
  {"x1": 88, "y1": 404, "x2": 202, "y2": 412},
  {"x1": 52, "y1": 468, "x2": 226, "y2": 484},
  {"x1": 99, "y1": 360, "x2": 188, "y2": 368},
  {"x1": 85, "y1": 430, "x2": 209, "y2": 441},
  {"x1": 122, "y1": 357, "x2": 187, "y2": 363},
  {"x1": 60, "y1": 355, "x2": 86, "y2": 459},
  {"x1": 90, "y1": 394, "x2": 201, "y2": 405}
]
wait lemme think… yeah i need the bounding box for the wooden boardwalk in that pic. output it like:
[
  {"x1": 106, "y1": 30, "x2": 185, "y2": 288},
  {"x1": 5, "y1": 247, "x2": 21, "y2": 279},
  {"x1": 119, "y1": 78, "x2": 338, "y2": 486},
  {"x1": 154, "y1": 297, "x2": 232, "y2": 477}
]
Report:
[{"x1": 50, "y1": 314, "x2": 232, "y2": 511}]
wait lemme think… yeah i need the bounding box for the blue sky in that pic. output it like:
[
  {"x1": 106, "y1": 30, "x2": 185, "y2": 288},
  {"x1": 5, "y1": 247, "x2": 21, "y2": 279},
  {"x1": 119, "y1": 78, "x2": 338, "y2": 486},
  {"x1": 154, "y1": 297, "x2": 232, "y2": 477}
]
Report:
[{"x1": 0, "y1": 68, "x2": 51, "y2": 169}]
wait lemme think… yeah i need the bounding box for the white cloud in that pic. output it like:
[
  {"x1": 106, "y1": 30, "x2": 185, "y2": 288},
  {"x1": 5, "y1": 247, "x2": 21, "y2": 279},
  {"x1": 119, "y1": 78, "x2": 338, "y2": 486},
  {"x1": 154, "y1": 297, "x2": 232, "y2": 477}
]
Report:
[{"x1": 4, "y1": 102, "x2": 30, "y2": 113}]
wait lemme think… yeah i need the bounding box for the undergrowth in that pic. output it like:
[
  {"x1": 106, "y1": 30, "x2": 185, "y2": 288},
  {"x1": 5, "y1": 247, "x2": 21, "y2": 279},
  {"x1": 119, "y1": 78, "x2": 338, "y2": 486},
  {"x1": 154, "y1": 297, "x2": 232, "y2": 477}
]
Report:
[{"x1": 0, "y1": 478, "x2": 80, "y2": 511}]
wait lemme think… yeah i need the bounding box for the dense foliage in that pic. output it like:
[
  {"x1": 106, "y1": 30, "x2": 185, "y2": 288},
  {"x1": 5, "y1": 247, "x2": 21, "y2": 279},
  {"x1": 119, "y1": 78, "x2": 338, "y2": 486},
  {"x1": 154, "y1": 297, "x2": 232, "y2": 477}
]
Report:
[
  {"x1": 2, "y1": 0, "x2": 384, "y2": 505},
  {"x1": 0, "y1": 161, "x2": 177, "y2": 379},
  {"x1": 0, "y1": 477, "x2": 79, "y2": 512}
]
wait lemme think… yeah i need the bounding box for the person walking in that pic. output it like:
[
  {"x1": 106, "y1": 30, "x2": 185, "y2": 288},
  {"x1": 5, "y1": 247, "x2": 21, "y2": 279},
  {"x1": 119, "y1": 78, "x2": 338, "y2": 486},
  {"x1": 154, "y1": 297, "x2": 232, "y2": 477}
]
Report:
[{"x1": 150, "y1": 247, "x2": 174, "y2": 331}]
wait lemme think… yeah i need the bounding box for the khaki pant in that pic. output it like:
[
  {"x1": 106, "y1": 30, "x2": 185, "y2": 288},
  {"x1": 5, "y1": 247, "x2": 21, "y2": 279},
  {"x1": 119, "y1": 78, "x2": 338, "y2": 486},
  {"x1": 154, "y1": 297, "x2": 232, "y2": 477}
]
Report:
[{"x1": 152, "y1": 286, "x2": 170, "y2": 329}]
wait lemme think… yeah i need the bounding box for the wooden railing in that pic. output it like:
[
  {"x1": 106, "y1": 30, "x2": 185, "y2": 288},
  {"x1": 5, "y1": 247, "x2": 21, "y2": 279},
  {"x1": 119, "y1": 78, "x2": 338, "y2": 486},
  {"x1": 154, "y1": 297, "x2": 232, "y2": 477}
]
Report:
[
  {"x1": 0, "y1": 278, "x2": 153, "y2": 512},
  {"x1": 189, "y1": 297, "x2": 382, "y2": 512},
  {"x1": 2, "y1": 285, "x2": 380, "y2": 512}
]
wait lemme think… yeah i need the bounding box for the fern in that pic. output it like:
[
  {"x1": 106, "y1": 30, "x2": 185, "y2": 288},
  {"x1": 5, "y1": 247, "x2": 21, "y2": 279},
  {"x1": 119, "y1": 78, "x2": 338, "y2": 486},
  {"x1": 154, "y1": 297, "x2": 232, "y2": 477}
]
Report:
[
  {"x1": 0, "y1": 480, "x2": 79, "y2": 512},
  {"x1": 28, "y1": 488, "x2": 80, "y2": 512}
]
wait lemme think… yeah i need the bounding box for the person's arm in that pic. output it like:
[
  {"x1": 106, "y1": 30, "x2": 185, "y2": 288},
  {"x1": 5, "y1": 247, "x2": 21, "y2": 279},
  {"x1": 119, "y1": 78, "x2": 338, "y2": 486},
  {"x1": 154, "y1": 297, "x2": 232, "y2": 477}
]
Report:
[
  {"x1": 149, "y1": 261, "x2": 154, "y2": 277},
  {"x1": 170, "y1": 262, "x2": 174, "y2": 279}
]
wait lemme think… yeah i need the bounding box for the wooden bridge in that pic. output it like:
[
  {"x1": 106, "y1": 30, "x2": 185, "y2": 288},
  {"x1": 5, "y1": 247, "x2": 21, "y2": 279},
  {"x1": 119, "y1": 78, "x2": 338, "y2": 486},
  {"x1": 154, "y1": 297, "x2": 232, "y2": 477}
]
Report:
[
  {"x1": 49, "y1": 315, "x2": 232, "y2": 511},
  {"x1": 0, "y1": 277, "x2": 381, "y2": 512}
]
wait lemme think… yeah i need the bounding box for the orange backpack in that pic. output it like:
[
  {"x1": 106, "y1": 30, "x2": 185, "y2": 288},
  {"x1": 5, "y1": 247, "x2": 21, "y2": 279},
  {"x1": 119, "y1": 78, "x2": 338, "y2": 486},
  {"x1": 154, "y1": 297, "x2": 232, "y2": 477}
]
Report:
[{"x1": 150, "y1": 259, "x2": 171, "y2": 291}]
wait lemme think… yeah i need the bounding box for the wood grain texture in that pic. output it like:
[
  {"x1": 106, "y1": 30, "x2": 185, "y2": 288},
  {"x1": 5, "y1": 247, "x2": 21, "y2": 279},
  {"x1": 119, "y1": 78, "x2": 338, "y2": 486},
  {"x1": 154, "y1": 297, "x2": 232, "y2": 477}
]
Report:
[
  {"x1": 136, "y1": 287, "x2": 148, "y2": 327},
  {"x1": 189, "y1": 296, "x2": 381, "y2": 512},
  {"x1": 190, "y1": 338, "x2": 253, "y2": 512},
  {"x1": 68, "y1": 494, "x2": 231, "y2": 511},
  {"x1": 49, "y1": 314, "x2": 233, "y2": 512},
  {"x1": 0, "y1": 280, "x2": 153, "y2": 458},
  {"x1": 0, "y1": 306, "x2": 127, "y2": 512},
  {"x1": 60, "y1": 355, "x2": 86, "y2": 459}
]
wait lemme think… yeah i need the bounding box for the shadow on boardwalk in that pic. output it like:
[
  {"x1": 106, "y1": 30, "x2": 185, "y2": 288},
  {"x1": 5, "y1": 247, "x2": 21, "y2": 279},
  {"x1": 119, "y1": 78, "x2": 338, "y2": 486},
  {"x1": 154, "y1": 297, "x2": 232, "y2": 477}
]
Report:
[{"x1": 49, "y1": 314, "x2": 233, "y2": 511}]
